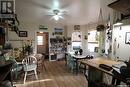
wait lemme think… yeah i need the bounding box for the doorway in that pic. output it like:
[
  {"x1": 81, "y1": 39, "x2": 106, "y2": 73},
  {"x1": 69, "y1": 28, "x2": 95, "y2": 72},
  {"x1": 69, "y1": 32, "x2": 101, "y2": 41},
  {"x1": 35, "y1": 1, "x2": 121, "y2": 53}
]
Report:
[{"x1": 36, "y1": 32, "x2": 49, "y2": 56}]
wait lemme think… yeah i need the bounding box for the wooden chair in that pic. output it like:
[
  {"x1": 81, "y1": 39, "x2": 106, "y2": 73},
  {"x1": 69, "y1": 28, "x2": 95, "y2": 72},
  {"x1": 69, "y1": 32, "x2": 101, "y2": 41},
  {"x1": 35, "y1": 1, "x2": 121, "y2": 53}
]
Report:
[
  {"x1": 22, "y1": 56, "x2": 38, "y2": 84},
  {"x1": 66, "y1": 54, "x2": 77, "y2": 73},
  {"x1": 35, "y1": 54, "x2": 46, "y2": 71}
]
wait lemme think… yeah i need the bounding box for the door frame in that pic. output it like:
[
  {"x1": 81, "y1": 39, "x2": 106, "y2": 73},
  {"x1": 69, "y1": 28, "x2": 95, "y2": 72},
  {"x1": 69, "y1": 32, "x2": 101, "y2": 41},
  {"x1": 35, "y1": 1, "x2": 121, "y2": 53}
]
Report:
[{"x1": 35, "y1": 30, "x2": 49, "y2": 54}]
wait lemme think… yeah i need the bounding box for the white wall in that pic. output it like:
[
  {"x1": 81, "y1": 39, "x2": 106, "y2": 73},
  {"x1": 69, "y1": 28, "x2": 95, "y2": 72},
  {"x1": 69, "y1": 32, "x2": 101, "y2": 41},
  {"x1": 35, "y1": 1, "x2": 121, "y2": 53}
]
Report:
[
  {"x1": 112, "y1": 19, "x2": 130, "y2": 61},
  {"x1": 8, "y1": 22, "x2": 37, "y2": 48}
]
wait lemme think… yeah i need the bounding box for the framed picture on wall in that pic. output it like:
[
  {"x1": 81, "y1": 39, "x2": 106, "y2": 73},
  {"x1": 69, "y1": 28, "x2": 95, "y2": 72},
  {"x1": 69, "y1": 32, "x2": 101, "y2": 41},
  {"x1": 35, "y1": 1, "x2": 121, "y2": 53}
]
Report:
[
  {"x1": 19, "y1": 31, "x2": 28, "y2": 37},
  {"x1": 74, "y1": 25, "x2": 80, "y2": 30},
  {"x1": 54, "y1": 28, "x2": 63, "y2": 35},
  {"x1": 125, "y1": 32, "x2": 130, "y2": 44}
]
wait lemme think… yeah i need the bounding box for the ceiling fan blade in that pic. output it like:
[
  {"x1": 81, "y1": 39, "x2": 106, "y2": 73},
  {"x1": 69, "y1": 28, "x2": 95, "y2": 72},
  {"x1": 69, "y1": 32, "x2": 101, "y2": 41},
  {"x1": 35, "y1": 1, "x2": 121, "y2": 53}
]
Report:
[
  {"x1": 59, "y1": 16, "x2": 64, "y2": 19},
  {"x1": 44, "y1": 13, "x2": 55, "y2": 16},
  {"x1": 58, "y1": 11, "x2": 67, "y2": 15},
  {"x1": 50, "y1": 15, "x2": 64, "y2": 21}
]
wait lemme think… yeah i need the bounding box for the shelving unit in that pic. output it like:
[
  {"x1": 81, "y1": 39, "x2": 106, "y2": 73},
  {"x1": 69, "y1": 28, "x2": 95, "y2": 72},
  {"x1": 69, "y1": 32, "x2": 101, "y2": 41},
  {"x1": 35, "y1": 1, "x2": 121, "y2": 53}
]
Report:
[{"x1": 49, "y1": 37, "x2": 67, "y2": 61}]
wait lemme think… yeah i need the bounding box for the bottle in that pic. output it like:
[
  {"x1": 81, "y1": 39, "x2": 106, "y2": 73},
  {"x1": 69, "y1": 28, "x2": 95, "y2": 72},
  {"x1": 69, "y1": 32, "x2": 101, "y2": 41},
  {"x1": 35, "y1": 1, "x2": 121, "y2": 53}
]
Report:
[{"x1": 79, "y1": 49, "x2": 83, "y2": 55}]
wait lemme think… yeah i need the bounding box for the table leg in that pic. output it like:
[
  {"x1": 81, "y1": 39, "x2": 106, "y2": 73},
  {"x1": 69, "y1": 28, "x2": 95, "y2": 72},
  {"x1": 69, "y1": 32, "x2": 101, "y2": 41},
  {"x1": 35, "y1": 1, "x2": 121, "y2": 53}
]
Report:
[{"x1": 75, "y1": 59, "x2": 78, "y2": 74}]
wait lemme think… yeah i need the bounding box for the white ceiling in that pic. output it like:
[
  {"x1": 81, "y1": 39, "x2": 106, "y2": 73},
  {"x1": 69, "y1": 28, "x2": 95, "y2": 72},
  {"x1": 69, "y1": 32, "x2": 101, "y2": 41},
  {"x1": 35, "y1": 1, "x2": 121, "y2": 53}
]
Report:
[{"x1": 16, "y1": 0, "x2": 112, "y2": 25}]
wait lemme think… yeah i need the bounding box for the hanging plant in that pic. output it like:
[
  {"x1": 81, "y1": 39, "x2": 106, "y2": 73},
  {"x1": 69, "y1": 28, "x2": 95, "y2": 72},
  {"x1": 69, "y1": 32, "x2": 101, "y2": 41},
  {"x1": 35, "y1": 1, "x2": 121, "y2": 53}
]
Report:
[
  {"x1": 96, "y1": 8, "x2": 105, "y2": 31},
  {"x1": 96, "y1": 24, "x2": 105, "y2": 31}
]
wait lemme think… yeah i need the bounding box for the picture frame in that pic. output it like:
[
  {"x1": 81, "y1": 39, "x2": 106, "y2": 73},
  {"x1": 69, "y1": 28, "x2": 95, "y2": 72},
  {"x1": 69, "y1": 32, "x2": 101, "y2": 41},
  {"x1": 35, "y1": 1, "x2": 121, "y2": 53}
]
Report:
[
  {"x1": 125, "y1": 32, "x2": 130, "y2": 44},
  {"x1": 1, "y1": 1, "x2": 14, "y2": 14},
  {"x1": 19, "y1": 31, "x2": 27, "y2": 37},
  {"x1": 74, "y1": 25, "x2": 80, "y2": 30},
  {"x1": 54, "y1": 28, "x2": 63, "y2": 35}
]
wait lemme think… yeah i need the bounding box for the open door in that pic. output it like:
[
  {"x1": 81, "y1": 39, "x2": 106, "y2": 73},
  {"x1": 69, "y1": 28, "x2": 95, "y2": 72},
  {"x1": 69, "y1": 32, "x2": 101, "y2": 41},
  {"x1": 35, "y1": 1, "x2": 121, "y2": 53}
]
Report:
[{"x1": 36, "y1": 32, "x2": 49, "y2": 55}]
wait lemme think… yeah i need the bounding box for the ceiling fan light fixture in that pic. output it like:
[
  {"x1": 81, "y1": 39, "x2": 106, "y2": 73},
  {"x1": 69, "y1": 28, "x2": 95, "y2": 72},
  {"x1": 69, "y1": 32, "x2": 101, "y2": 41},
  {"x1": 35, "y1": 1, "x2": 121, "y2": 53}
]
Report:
[
  {"x1": 52, "y1": 9, "x2": 65, "y2": 21},
  {"x1": 59, "y1": 15, "x2": 63, "y2": 19},
  {"x1": 52, "y1": 9, "x2": 61, "y2": 21},
  {"x1": 53, "y1": 9, "x2": 59, "y2": 15},
  {"x1": 53, "y1": 15, "x2": 59, "y2": 21}
]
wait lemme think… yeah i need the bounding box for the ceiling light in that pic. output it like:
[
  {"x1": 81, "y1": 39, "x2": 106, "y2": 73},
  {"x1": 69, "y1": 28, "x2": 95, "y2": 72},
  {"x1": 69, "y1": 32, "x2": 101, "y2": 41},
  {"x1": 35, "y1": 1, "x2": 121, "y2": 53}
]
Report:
[
  {"x1": 53, "y1": 15, "x2": 59, "y2": 21},
  {"x1": 39, "y1": 31, "x2": 43, "y2": 33},
  {"x1": 52, "y1": 9, "x2": 64, "y2": 21},
  {"x1": 52, "y1": 9, "x2": 60, "y2": 21}
]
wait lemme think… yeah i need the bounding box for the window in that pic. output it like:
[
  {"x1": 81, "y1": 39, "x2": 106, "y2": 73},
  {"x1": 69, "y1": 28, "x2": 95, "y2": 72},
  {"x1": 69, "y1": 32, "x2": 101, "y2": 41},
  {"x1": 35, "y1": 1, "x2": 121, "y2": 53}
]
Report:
[
  {"x1": 88, "y1": 30, "x2": 99, "y2": 52},
  {"x1": 37, "y1": 36, "x2": 43, "y2": 45},
  {"x1": 88, "y1": 30, "x2": 99, "y2": 42},
  {"x1": 72, "y1": 32, "x2": 82, "y2": 42},
  {"x1": 72, "y1": 42, "x2": 81, "y2": 50},
  {"x1": 72, "y1": 32, "x2": 82, "y2": 50}
]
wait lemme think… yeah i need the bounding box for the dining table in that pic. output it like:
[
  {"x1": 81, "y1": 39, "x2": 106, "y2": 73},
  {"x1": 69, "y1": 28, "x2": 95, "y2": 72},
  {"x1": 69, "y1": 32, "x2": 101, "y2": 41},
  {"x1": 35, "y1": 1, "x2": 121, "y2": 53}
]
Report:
[{"x1": 80, "y1": 57, "x2": 129, "y2": 87}]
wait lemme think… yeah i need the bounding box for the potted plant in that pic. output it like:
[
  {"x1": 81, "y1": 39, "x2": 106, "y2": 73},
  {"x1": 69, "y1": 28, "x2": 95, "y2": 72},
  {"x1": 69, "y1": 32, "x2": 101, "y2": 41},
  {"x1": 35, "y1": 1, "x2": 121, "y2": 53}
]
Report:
[{"x1": 23, "y1": 40, "x2": 33, "y2": 55}]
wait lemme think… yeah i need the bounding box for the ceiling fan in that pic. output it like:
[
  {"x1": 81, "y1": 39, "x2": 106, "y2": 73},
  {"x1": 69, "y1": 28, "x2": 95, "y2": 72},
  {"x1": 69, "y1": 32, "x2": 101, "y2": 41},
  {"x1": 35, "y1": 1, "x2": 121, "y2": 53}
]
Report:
[{"x1": 49, "y1": 9, "x2": 67, "y2": 21}]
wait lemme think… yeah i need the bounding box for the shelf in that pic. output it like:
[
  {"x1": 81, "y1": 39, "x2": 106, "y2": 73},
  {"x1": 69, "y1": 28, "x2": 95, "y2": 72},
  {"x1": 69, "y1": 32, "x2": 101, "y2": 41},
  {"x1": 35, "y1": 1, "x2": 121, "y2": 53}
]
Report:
[{"x1": 49, "y1": 37, "x2": 67, "y2": 61}]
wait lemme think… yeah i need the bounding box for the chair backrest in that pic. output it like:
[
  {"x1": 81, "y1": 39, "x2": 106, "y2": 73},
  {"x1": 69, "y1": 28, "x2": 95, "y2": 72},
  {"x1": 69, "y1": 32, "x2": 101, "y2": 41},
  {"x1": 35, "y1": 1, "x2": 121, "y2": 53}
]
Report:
[
  {"x1": 35, "y1": 54, "x2": 43, "y2": 60},
  {"x1": 22, "y1": 56, "x2": 37, "y2": 65},
  {"x1": 35, "y1": 54, "x2": 43, "y2": 65}
]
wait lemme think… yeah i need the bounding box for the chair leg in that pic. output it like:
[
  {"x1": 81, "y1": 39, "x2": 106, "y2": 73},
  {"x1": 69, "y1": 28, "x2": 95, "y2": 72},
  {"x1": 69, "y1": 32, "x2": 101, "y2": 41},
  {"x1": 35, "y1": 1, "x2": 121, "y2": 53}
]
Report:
[
  {"x1": 42, "y1": 59, "x2": 46, "y2": 71},
  {"x1": 43, "y1": 63, "x2": 46, "y2": 71},
  {"x1": 24, "y1": 72, "x2": 27, "y2": 84},
  {"x1": 34, "y1": 70, "x2": 38, "y2": 80}
]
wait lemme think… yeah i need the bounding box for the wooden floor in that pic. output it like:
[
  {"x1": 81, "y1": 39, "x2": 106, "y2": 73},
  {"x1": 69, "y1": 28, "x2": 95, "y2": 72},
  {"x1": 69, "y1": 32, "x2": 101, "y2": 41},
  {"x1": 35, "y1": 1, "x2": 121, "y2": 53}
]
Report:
[{"x1": 14, "y1": 60, "x2": 88, "y2": 87}]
